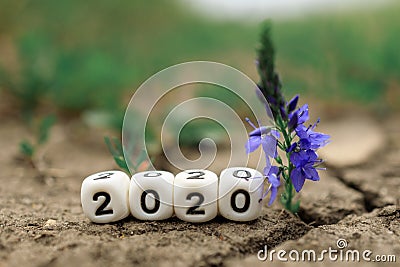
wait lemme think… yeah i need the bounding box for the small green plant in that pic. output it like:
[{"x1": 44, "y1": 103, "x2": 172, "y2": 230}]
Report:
[
  {"x1": 104, "y1": 136, "x2": 150, "y2": 176},
  {"x1": 104, "y1": 136, "x2": 130, "y2": 174},
  {"x1": 19, "y1": 115, "x2": 56, "y2": 166}
]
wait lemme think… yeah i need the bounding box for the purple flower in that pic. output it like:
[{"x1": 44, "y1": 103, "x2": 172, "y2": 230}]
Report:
[
  {"x1": 296, "y1": 120, "x2": 330, "y2": 150},
  {"x1": 290, "y1": 150, "x2": 322, "y2": 192},
  {"x1": 288, "y1": 104, "x2": 309, "y2": 130},
  {"x1": 287, "y1": 95, "x2": 299, "y2": 113},
  {"x1": 286, "y1": 142, "x2": 297, "y2": 153},
  {"x1": 280, "y1": 106, "x2": 287, "y2": 120},
  {"x1": 288, "y1": 114, "x2": 298, "y2": 132},
  {"x1": 245, "y1": 118, "x2": 279, "y2": 161},
  {"x1": 296, "y1": 104, "x2": 309, "y2": 124},
  {"x1": 261, "y1": 166, "x2": 280, "y2": 206}
]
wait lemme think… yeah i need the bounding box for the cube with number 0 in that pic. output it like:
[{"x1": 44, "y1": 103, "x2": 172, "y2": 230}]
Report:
[
  {"x1": 174, "y1": 170, "x2": 218, "y2": 223},
  {"x1": 81, "y1": 171, "x2": 130, "y2": 223},
  {"x1": 218, "y1": 167, "x2": 264, "y2": 221},
  {"x1": 129, "y1": 171, "x2": 174, "y2": 220}
]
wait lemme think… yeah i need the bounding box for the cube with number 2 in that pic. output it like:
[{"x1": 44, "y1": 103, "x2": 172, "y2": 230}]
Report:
[
  {"x1": 174, "y1": 170, "x2": 218, "y2": 223},
  {"x1": 81, "y1": 171, "x2": 130, "y2": 223}
]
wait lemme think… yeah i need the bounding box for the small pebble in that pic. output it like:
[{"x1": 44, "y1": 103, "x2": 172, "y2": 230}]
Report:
[{"x1": 44, "y1": 219, "x2": 57, "y2": 228}]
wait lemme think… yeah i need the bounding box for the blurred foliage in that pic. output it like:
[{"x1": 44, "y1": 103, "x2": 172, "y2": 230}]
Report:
[
  {"x1": 0, "y1": 0, "x2": 257, "y2": 128},
  {"x1": 1, "y1": 31, "x2": 54, "y2": 115},
  {"x1": 19, "y1": 114, "x2": 56, "y2": 162},
  {"x1": 37, "y1": 114, "x2": 56, "y2": 145},
  {"x1": 0, "y1": 0, "x2": 399, "y2": 127},
  {"x1": 179, "y1": 119, "x2": 227, "y2": 147},
  {"x1": 104, "y1": 135, "x2": 152, "y2": 175},
  {"x1": 104, "y1": 136, "x2": 130, "y2": 175},
  {"x1": 195, "y1": 84, "x2": 244, "y2": 108},
  {"x1": 273, "y1": 6, "x2": 400, "y2": 106},
  {"x1": 20, "y1": 140, "x2": 34, "y2": 158}
]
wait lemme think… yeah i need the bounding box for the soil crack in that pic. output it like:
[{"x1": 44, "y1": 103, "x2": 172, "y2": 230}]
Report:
[{"x1": 328, "y1": 168, "x2": 383, "y2": 212}]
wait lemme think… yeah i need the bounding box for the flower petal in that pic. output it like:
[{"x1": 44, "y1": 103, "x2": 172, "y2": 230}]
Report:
[
  {"x1": 268, "y1": 166, "x2": 279, "y2": 176},
  {"x1": 268, "y1": 173, "x2": 280, "y2": 187},
  {"x1": 249, "y1": 126, "x2": 270, "y2": 137},
  {"x1": 291, "y1": 168, "x2": 306, "y2": 192},
  {"x1": 245, "y1": 136, "x2": 261, "y2": 154},
  {"x1": 295, "y1": 124, "x2": 308, "y2": 139},
  {"x1": 286, "y1": 142, "x2": 297, "y2": 153},
  {"x1": 309, "y1": 132, "x2": 330, "y2": 149},
  {"x1": 297, "y1": 104, "x2": 309, "y2": 124},
  {"x1": 288, "y1": 113, "x2": 298, "y2": 131},
  {"x1": 290, "y1": 150, "x2": 306, "y2": 167},
  {"x1": 268, "y1": 187, "x2": 278, "y2": 206},
  {"x1": 264, "y1": 158, "x2": 272, "y2": 175},
  {"x1": 271, "y1": 129, "x2": 280, "y2": 139},
  {"x1": 304, "y1": 167, "x2": 320, "y2": 181},
  {"x1": 287, "y1": 95, "x2": 299, "y2": 113},
  {"x1": 306, "y1": 149, "x2": 318, "y2": 162},
  {"x1": 299, "y1": 138, "x2": 311, "y2": 150},
  {"x1": 261, "y1": 135, "x2": 277, "y2": 158},
  {"x1": 280, "y1": 106, "x2": 287, "y2": 120}
]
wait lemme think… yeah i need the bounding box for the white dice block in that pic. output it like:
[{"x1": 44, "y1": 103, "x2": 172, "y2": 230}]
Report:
[
  {"x1": 174, "y1": 170, "x2": 218, "y2": 223},
  {"x1": 218, "y1": 167, "x2": 264, "y2": 221},
  {"x1": 81, "y1": 171, "x2": 130, "y2": 223},
  {"x1": 129, "y1": 171, "x2": 174, "y2": 220}
]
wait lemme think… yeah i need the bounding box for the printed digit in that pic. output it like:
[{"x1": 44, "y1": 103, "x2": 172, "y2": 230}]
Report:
[
  {"x1": 187, "y1": 171, "x2": 205, "y2": 179},
  {"x1": 140, "y1": 189, "x2": 161, "y2": 214},
  {"x1": 230, "y1": 189, "x2": 250, "y2": 213},
  {"x1": 93, "y1": 192, "x2": 113, "y2": 216},
  {"x1": 93, "y1": 172, "x2": 114, "y2": 180},
  {"x1": 186, "y1": 192, "x2": 205, "y2": 215}
]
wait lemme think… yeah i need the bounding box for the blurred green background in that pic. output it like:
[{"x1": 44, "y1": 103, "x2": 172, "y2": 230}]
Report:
[{"x1": 0, "y1": 0, "x2": 399, "y2": 131}]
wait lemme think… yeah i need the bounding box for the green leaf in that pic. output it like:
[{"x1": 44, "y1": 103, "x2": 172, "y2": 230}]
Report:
[
  {"x1": 104, "y1": 136, "x2": 131, "y2": 175},
  {"x1": 134, "y1": 149, "x2": 147, "y2": 169},
  {"x1": 114, "y1": 156, "x2": 130, "y2": 174},
  {"x1": 104, "y1": 136, "x2": 117, "y2": 155},
  {"x1": 275, "y1": 155, "x2": 283, "y2": 165},
  {"x1": 19, "y1": 140, "x2": 35, "y2": 157},
  {"x1": 113, "y1": 137, "x2": 123, "y2": 153},
  {"x1": 38, "y1": 115, "x2": 56, "y2": 145}
]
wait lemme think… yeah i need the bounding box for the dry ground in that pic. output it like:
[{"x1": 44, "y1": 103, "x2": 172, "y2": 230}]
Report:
[{"x1": 0, "y1": 110, "x2": 399, "y2": 267}]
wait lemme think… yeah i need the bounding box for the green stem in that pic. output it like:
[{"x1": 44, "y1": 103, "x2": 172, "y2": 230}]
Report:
[
  {"x1": 275, "y1": 113, "x2": 299, "y2": 213},
  {"x1": 285, "y1": 178, "x2": 293, "y2": 210}
]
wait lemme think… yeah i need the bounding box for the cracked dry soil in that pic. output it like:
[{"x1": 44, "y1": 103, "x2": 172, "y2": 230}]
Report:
[{"x1": 0, "y1": 114, "x2": 399, "y2": 267}]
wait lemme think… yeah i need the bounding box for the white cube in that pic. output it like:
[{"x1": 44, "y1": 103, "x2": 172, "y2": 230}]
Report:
[
  {"x1": 218, "y1": 167, "x2": 264, "y2": 221},
  {"x1": 81, "y1": 170, "x2": 130, "y2": 223},
  {"x1": 174, "y1": 170, "x2": 218, "y2": 223},
  {"x1": 129, "y1": 171, "x2": 174, "y2": 220}
]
